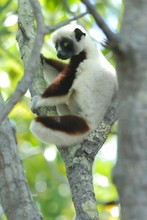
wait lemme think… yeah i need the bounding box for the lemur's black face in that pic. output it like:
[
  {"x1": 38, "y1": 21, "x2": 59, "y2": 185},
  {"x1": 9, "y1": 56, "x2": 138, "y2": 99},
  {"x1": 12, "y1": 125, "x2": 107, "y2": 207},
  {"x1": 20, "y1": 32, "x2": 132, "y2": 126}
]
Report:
[
  {"x1": 55, "y1": 28, "x2": 86, "y2": 60},
  {"x1": 55, "y1": 37, "x2": 75, "y2": 60}
]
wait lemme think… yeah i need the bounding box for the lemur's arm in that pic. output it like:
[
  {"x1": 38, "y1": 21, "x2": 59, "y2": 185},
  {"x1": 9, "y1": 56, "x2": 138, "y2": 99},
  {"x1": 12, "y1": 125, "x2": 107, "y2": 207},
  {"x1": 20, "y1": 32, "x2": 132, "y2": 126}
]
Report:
[
  {"x1": 41, "y1": 54, "x2": 67, "y2": 84},
  {"x1": 42, "y1": 69, "x2": 74, "y2": 98},
  {"x1": 31, "y1": 66, "x2": 75, "y2": 110},
  {"x1": 42, "y1": 55, "x2": 67, "y2": 72},
  {"x1": 41, "y1": 51, "x2": 85, "y2": 99},
  {"x1": 31, "y1": 55, "x2": 71, "y2": 110}
]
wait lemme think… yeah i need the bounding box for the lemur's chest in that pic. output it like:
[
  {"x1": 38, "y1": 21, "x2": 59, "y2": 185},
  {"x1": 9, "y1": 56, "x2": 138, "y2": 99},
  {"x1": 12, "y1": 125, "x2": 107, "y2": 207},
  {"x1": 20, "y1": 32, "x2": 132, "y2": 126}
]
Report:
[{"x1": 71, "y1": 61, "x2": 94, "y2": 92}]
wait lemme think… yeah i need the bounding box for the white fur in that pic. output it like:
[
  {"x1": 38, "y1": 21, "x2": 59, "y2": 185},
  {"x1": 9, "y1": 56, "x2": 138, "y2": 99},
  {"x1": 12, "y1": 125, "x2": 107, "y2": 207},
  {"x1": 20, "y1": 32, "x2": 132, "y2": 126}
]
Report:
[
  {"x1": 31, "y1": 94, "x2": 69, "y2": 110},
  {"x1": 43, "y1": 62, "x2": 59, "y2": 84},
  {"x1": 70, "y1": 51, "x2": 116, "y2": 129},
  {"x1": 30, "y1": 120, "x2": 88, "y2": 146},
  {"x1": 30, "y1": 24, "x2": 117, "y2": 146}
]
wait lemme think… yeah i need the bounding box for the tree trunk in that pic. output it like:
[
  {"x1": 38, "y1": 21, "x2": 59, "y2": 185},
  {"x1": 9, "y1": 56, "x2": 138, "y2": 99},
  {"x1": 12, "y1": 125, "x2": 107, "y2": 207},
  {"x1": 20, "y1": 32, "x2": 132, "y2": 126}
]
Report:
[
  {"x1": 114, "y1": 0, "x2": 147, "y2": 219},
  {"x1": 0, "y1": 99, "x2": 42, "y2": 220},
  {"x1": 59, "y1": 144, "x2": 99, "y2": 220}
]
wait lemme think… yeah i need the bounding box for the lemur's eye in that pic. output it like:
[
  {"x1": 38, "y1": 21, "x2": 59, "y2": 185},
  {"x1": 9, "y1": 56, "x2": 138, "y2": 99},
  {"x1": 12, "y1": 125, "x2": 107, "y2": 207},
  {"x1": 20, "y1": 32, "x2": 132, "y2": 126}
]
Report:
[{"x1": 63, "y1": 42, "x2": 68, "y2": 47}]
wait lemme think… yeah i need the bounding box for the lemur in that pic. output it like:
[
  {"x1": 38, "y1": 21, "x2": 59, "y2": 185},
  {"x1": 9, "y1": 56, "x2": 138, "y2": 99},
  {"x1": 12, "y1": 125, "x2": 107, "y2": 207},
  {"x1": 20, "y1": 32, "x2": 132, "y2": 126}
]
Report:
[{"x1": 30, "y1": 24, "x2": 117, "y2": 146}]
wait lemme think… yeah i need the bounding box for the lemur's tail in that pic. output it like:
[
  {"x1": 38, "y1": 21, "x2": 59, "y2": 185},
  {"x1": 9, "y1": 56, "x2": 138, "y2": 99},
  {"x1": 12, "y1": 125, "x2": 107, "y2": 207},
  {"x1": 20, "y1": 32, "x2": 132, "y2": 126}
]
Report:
[{"x1": 30, "y1": 115, "x2": 90, "y2": 146}]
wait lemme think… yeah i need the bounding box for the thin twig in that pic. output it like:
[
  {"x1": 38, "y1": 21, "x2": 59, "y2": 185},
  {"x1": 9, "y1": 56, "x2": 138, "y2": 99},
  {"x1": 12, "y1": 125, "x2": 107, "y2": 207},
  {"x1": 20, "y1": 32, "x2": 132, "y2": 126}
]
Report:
[
  {"x1": 81, "y1": 0, "x2": 128, "y2": 54},
  {"x1": 46, "y1": 11, "x2": 88, "y2": 34},
  {"x1": 81, "y1": 0, "x2": 117, "y2": 41}
]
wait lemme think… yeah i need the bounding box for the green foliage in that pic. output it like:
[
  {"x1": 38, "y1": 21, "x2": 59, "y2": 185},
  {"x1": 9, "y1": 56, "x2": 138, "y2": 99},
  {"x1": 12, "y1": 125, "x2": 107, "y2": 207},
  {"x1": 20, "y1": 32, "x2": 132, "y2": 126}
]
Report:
[{"x1": 0, "y1": 0, "x2": 122, "y2": 219}]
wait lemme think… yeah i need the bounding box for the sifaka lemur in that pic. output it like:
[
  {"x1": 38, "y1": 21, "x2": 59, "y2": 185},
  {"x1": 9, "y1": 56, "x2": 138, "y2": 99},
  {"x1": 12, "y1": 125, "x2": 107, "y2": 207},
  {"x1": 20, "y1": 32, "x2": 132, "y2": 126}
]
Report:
[{"x1": 30, "y1": 24, "x2": 117, "y2": 146}]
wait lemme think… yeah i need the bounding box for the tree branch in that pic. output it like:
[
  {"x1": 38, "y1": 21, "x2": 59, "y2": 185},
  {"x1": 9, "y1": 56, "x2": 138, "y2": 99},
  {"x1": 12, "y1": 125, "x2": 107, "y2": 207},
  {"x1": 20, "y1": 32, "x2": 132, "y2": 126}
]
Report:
[
  {"x1": 59, "y1": 144, "x2": 99, "y2": 220},
  {"x1": 0, "y1": 97, "x2": 42, "y2": 220},
  {"x1": 0, "y1": 0, "x2": 46, "y2": 125},
  {"x1": 81, "y1": 0, "x2": 117, "y2": 40},
  {"x1": 81, "y1": 0, "x2": 127, "y2": 54},
  {"x1": 47, "y1": 11, "x2": 88, "y2": 33}
]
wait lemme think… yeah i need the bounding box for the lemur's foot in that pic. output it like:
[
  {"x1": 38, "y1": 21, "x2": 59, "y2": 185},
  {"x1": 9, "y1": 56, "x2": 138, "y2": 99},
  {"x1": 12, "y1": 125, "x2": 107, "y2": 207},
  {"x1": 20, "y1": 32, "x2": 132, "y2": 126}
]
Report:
[{"x1": 30, "y1": 95, "x2": 42, "y2": 112}]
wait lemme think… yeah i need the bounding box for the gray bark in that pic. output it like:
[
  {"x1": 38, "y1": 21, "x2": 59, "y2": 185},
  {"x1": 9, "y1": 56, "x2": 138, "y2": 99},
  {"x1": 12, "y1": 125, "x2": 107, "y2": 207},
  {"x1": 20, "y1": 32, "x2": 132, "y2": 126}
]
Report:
[
  {"x1": 0, "y1": 0, "x2": 44, "y2": 219},
  {"x1": 113, "y1": 1, "x2": 147, "y2": 219},
  {"x1": 0, "y1": 101, "x2": 42, "y2": 220}
]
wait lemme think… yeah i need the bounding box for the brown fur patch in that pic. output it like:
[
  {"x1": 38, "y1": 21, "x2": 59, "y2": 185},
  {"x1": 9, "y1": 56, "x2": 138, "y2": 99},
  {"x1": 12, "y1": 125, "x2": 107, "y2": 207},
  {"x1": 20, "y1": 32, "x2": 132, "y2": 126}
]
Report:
[
  {"x1": 35, "y1": 115, "x2": 89, "y2": 135},
  {"x1": 43, "y1": 58, "x2": 67, "y2": 72},
  {"x1": 42, "y1": 51, "x2": 86, "y2": 98}
]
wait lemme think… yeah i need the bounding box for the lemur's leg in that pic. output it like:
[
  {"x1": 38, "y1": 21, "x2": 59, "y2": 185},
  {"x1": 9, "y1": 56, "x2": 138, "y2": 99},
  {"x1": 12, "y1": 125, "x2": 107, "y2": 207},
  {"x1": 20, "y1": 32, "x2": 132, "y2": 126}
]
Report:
[{"x1": 30, "y1": 115, "x2": 90, "y2": 146}]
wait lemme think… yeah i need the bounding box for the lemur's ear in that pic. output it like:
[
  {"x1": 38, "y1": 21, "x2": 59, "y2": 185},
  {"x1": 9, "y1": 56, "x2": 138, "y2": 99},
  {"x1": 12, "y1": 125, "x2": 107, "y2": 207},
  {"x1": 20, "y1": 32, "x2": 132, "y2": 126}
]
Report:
[{"x1": 74, "y1": 28, "x2": 86, "y2": 42}]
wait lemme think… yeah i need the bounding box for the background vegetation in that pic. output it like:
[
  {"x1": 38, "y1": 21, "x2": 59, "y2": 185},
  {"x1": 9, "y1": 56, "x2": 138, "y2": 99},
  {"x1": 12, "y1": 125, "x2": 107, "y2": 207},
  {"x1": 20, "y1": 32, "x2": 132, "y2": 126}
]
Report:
[{"x1": 0, "y1": 0, "x2": 123, "y2": 219}]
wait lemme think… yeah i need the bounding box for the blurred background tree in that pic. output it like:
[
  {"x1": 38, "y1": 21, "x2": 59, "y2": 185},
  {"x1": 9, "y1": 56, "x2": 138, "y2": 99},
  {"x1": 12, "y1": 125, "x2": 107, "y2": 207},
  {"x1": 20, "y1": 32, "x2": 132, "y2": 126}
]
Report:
[{"x1": 0, "y1": 0, "x2": 123, "y2": 219}]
